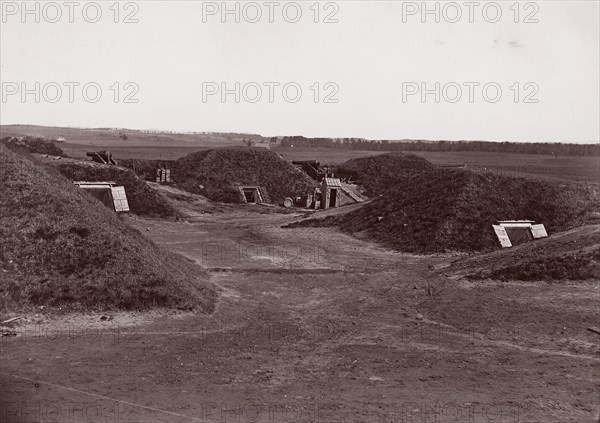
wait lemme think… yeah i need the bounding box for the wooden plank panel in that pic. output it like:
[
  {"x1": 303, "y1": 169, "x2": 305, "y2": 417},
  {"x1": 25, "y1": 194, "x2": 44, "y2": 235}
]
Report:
[
  {"x1": 492, "y1": 225, "x2": 512, "y2": 248},
  {"x1": 110, "y1": 186, "x2": 130, "y2": 212},
  {"x1": 530, "y1": 224, "x2": 548, "y2": 239}
]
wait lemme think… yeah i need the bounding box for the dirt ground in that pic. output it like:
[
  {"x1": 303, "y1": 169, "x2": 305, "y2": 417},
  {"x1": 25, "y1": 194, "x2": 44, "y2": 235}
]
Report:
[{"x1": 1, "y1": 187, "x2": 599, "y2": 423}]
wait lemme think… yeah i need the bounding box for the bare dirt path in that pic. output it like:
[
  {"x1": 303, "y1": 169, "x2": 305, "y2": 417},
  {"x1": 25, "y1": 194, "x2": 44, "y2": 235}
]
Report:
[{"x1": 1, "y1": 201, "x2": 599, "y2": 423}]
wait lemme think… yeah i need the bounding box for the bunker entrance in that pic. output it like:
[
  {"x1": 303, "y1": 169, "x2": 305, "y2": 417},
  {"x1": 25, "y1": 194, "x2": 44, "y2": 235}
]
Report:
[
  {"x1": 239, "y1": 187, "x2": 263, "y2": 204},
  {"x1": 329, "y1": 189, "x2": 338, "y2": 208}
]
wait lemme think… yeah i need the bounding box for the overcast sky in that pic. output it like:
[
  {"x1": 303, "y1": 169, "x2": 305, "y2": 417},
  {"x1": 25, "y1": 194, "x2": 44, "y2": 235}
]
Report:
[{"x1": 1, "y1": 1, "x2": 599, "y2": 142}]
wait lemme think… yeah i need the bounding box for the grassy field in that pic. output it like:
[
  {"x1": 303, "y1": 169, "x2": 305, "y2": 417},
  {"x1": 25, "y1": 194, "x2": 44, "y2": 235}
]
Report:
[
  {"x1": 412, "y1": 151, "x2": 600, "y2": 183},
  {"x1": 275, "y1": 147, "x2": 599, "y2": 183}
]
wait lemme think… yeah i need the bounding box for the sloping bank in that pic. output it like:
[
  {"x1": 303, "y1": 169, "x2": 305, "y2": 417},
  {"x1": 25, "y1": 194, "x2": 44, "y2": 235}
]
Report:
[
  {"x1": 0, "y1": 145, "x2": 215, "y2": 311},
  {"x1": 287, "y1": 153, "x2": 599, "y2": 254}
]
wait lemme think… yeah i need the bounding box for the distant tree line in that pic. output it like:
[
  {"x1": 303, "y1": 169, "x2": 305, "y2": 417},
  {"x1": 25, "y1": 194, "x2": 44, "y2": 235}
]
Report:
[{"x1": 275, "y1": 136, "x2": 599, "y2": 156}]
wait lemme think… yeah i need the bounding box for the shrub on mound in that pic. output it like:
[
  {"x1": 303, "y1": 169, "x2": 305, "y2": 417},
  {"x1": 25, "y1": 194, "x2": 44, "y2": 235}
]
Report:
[
  {"x1": 0, "y1": 145, "x2": 215, "y2": 312},
  {"x1": 172, "y1": 147, "x2": 319, "y2": 204},
  {"x1": 336, "y1": 152, "x2": 435, "y2": 196},
  {"x1": 57, "y1": 162, "x2": 178, "y2": 218}
]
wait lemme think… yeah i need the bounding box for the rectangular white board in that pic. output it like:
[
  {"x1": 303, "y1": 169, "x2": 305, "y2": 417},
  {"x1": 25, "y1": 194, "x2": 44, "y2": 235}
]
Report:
[
  {"x1": 110, "y1": 186, "x2": 130, "y2": 212},
  {"x1": 530, "y1": 224, "x2": 548, "y2": 239},
  {"x1": 493, "y1": 225, "x2": 512, "y2": 248}
]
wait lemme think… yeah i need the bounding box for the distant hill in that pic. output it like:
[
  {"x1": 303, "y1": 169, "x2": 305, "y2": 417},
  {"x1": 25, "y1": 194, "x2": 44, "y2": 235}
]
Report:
[{"x1": 0, "y1": 145, "x2": 215, "y2": 311}]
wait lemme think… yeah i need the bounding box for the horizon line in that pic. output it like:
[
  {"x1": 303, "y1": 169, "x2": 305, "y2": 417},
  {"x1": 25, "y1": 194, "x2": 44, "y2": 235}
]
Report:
[{"x1": 1, "y1": 123, "x2": 598, "y2": 146}]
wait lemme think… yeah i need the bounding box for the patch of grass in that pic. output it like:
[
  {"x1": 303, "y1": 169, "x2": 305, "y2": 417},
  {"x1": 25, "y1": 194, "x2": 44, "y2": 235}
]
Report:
[{"x1": 479, "y1": 249, "x2": 600, "y2": 281}]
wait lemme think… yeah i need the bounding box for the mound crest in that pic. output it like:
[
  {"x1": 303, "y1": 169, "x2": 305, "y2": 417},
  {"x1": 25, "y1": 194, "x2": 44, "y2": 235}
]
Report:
[
  {"x1": 336, "y1": 152, "x2": 435, "y2": 196},
  {"x1": 0, "y1": 145, "x2": 215, "y2": 311},
  {"x1": 290, "y1": 153, "x2": 599, "y2": 253},
  {"x1": 1, "y1": 136, "x2": 64, "y2": 156},
  {"x1": 173, "y1": 147, "x2": 319, "y2": 203}
]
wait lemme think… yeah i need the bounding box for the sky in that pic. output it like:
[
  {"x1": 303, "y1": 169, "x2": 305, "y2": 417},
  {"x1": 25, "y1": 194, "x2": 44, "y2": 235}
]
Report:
[{"x1": 1, "y1": 0, "x2": 599, "y2": 143}]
